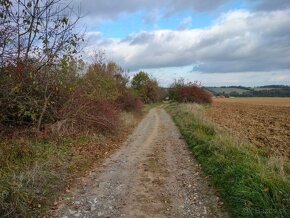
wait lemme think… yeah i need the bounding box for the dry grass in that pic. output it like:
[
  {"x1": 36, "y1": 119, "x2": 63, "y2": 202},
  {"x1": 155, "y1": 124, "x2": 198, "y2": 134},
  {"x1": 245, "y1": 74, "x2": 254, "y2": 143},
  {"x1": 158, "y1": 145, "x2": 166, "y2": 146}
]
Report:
[{"x1": 0, "y1": 112, "x2": 142, "y2": 217}]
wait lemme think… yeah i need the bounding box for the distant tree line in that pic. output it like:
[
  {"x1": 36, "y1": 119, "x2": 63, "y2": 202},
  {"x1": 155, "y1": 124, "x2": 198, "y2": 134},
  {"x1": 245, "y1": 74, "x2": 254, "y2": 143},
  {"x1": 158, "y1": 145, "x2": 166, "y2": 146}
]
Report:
[
  {"x1": 217, "y1": 86, "x2": 253, "y2": 91},
  {"x1": 207, "y1": 86, "x2": 290, "y2": 97},
  {"x1": 258, "y1": 85, "x2": 290, "y2": 89},
  {"x1": 228, "y1": 88, "x2": 290, "y2": 97}
]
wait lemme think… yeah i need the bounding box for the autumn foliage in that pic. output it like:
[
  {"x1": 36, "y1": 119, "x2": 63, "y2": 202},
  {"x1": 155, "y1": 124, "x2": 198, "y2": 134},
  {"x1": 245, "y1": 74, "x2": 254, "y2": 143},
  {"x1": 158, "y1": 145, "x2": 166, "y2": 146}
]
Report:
[
  {"x1": 131, "y1": 71, "x2": 161, "y2": 103},
  {"x1": 169, "y1": 79, "x2": 212, "y2": 104},
  {"x1": 0, "y1": 0, "x2": 143, "y2": 134},
  {"x1": 62, "y1": 98, "x2": 120, "y2": 133},
  {"x1": 117, "y1": 92, "x2": 143, "y2": 114},
  {"x1": 0, "y1": 54, "x2": 143, "y2": 134}
]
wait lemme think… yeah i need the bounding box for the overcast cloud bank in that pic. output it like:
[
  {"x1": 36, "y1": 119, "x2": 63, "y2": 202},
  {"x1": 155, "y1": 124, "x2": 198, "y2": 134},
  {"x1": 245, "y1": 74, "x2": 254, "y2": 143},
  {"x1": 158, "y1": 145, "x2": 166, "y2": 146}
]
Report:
[{"x1": 85, "y1": 9, "x2": 290, "y2": 74}]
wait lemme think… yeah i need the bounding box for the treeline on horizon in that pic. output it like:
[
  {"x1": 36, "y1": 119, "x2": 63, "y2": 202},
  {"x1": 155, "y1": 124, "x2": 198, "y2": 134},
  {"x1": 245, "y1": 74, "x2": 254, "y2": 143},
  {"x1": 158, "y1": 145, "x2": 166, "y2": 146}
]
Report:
[{"x1": 206, "y1": 85, "x2": 290, "y2": 97}]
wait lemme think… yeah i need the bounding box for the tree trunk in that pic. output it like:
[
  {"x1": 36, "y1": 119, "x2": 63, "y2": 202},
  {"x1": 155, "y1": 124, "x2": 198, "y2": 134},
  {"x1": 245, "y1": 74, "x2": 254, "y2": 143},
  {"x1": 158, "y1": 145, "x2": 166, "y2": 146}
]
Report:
[{"x1": 37, "y1": 96, "x2": 49, "y2": 131}]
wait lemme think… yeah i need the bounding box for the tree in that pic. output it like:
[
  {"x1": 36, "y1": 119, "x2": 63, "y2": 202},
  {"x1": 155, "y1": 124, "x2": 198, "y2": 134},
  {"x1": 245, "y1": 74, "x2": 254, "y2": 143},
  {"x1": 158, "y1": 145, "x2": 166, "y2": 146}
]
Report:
[
  {"x1": 0, "y1": 0, "x2": 83, "y2": 130},
  {"x1": 131, "y1": 71, "x2": 160, "y2": 103},
  {"x1": 0, "y1": 0, "x2": 82, "y2": 70},
  {"x1": 168, "y1": 78, "x2": 185, "y2": 101}
]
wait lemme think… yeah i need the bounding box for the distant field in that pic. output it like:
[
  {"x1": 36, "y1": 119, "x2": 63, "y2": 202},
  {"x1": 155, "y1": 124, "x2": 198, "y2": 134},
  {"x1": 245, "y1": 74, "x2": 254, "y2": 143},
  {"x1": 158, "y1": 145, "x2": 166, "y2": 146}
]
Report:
[
  {"x1": 253, "y1": 87, "x2": 277, "y2": 91},
  {"x1": 206, "y1": 98, "x2": 290, "y2": 159},
  {"x1": 207, "y1": 87, "x2": 250, "y2": 94},
  {"x1": 214, "y1": 97, "x2": 290, "y2": 107}
]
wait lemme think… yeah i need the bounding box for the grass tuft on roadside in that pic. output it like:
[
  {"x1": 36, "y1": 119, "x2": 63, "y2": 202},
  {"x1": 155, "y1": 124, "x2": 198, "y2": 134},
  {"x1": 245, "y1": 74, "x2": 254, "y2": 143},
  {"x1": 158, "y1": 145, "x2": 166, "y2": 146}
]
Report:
[{"x1": 166, "y1": 103, "x2": 290, "y2": 218}]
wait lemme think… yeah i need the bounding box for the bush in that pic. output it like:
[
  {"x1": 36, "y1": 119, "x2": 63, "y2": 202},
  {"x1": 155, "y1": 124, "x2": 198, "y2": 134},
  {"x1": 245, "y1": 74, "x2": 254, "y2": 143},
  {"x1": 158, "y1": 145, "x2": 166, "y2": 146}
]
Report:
[
  {"x1": 82, "y1": 63, "x2": 120, "y2": 102},
  {"x1": 61, "y1": 95, "x2": 120, "y2": 133},
  {"x1": 131, "y1": 71, "x2": 161, "y2": 103},
  {"x1": 0, "y1": 50, "x2": 140, "y2": 135},
  {"x1": 0, "y1": 58, "x2": 80, "y2": 132},
  {"x1": 177, "y1": 86, "x2": 213, "y2": 104},
  {"x1": 116, "y1": 92, "x2": 143, "y2": 114},
  {"x1": 54, "y1": 56, "x2": 145, "y2": 134},
  {"x1": 169, "y1": 79, "x2": 212, "y2": 104}
]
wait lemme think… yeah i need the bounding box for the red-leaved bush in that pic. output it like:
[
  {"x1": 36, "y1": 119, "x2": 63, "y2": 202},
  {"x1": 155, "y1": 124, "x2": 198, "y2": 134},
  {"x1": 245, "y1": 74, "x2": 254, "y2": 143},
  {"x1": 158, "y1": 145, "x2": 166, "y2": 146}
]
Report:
[
  {"x1": 169, "y1": 79, "x2": 212, "y2": 104},
  {"x1": 177, "y1": 86, "x2": 212, "y2": 104},
  {"x1": 116, "y1": 92, "x2": 143, "y2": 114},
  {"x1": 60, "y1": 93, "x2": 120, "y2": 133}
]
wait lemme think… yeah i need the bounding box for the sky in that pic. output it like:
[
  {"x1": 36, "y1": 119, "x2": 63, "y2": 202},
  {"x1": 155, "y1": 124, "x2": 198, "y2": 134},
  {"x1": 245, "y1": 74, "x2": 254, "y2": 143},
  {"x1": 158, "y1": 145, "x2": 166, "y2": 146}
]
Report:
[{"x1": 75, "y1": 0, "x2": 290, "y2": 87}]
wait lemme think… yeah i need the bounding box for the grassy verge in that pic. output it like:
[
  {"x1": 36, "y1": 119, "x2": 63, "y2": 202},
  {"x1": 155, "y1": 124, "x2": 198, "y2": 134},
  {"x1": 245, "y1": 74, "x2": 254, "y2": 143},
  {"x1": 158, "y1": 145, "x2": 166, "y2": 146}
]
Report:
[
  {"x1": 0, "y1": 112, "x2": 140, "y2": 217},
  {"x1": 166, "y1": 103, "x2": 290, "y2": 218},
  {"x1": 144, "y1": 102, "x2": 162, "y2": 112}
]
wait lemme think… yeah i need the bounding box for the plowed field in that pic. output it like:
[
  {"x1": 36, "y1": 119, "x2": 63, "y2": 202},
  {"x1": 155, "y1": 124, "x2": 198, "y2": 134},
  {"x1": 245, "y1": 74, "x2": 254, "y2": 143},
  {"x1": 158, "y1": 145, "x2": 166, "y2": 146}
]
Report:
[
  {"x1": 206, "y1": 98, "x2": 290, "y2": 159},
  {"x1": 213, "y1": 97, "x2": 290, "y2": 107}
]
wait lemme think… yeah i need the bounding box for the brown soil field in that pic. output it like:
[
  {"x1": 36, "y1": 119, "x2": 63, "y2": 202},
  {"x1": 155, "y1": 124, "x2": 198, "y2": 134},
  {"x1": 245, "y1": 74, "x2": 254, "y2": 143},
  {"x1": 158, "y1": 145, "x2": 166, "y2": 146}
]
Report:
[
  {"x1": 206, "y1": 99, "x2": 290, "y2": 159},
  {"x1": 214, "y1": 97, "x2": 290, "y2": 107}
]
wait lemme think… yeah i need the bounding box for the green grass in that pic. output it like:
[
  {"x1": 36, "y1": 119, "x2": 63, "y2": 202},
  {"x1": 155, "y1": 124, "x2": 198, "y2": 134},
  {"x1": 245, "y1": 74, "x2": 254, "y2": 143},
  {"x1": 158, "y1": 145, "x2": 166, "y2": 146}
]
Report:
[
  {"x1": 166, "y1": 103, "x2": 290, "y2": 218},
  {"x1": 144, "y1": 102, "x2": 162, "y2": 112}
]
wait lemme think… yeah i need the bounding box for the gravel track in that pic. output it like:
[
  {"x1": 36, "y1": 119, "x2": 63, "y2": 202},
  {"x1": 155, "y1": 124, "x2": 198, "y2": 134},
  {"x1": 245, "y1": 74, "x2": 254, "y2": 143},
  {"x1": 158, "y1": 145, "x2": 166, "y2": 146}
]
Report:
[{"x1": 53, "y1": 108, "x2": 227, "y2": 218}]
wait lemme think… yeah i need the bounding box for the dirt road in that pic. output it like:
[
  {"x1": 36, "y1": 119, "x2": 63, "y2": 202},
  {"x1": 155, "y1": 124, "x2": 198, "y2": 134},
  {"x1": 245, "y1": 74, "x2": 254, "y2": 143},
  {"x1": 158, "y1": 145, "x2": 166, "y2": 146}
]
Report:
[{"x1": 53, "y1": 108, "x2": 226, "y2": 217}]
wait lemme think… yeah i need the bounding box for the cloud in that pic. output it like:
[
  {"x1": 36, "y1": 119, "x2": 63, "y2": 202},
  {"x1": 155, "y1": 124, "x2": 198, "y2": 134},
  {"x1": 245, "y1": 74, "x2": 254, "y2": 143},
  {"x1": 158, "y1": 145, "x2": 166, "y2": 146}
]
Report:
[
  {"x1": 143, "y1": 8, "x2": 163, "y2": 24},
  {"x1": 140, "y1": 68, "x2": 290, "y2": 87},
  {"x1": 250, "y1": 0, "x2": 290, "y2": 11},
  {"x1": 85, "y1": 9, "x2": 290, "y2": 74},
  {"x1": 77, "y1": 0, "x2": 230, "y2": 20},
  {"x1": 166, "y1": 0, "x2": 231, "y2": 13},
  {"x1": 178, "y1": 16, "x2": 192, "y2": 30}
]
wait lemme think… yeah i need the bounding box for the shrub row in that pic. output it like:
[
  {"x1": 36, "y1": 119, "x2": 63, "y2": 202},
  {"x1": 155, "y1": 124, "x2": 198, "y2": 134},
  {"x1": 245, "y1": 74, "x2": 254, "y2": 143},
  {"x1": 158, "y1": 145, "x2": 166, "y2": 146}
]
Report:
[{"x1": 0, "y1": 57, "x2": 143, "y2": 135}]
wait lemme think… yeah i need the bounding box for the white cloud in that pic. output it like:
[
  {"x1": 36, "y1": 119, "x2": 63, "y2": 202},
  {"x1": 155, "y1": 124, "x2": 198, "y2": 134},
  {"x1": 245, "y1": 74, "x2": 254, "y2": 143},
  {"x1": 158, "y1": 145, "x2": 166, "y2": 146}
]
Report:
[{"x1": 85, "y1": 9, "x2": 290, "y2": 75}]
